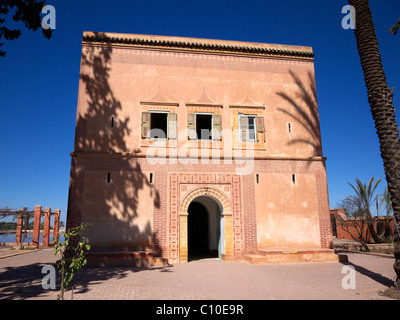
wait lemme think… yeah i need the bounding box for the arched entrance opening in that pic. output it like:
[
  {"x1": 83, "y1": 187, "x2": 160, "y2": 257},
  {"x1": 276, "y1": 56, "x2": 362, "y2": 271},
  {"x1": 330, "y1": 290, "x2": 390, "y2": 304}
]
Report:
[
  {"x1": 178, "y1": 186, "x2": 233, "y2": 263},
  {"x1": 187, "y1": 196, "x2": 221, "y2": 261}
]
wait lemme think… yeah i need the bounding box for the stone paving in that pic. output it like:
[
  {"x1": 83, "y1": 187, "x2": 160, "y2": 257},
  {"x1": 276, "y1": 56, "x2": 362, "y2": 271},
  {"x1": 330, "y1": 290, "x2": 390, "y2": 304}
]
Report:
[{"x1": 0, "y1": 248, "x2": 397, "y2": 300}]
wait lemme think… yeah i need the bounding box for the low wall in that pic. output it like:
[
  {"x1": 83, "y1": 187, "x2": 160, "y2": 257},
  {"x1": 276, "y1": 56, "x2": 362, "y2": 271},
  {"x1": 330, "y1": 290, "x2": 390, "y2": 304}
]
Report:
[{"x1": 334, "y1": 241, "x2": 394, "y2": 254}]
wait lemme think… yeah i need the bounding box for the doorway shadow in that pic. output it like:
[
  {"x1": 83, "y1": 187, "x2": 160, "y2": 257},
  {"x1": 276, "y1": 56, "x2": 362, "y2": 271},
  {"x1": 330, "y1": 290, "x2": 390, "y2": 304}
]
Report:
[
  {"x1": 187, "y1": 201, "x2": 219, "y2": 262},
  {"x1": 188, "y1": 254, "x2": 220, "y2": 262}
]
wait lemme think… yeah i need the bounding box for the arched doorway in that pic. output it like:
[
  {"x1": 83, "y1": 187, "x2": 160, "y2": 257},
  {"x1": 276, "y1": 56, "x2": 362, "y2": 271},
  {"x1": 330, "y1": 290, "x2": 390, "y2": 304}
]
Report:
[
  {"x1": 187, "y1": 196, "x2": 220, "y2": 261},
  {"x1": 178, "y1": 186, "x2": 233, "y2": 263}
]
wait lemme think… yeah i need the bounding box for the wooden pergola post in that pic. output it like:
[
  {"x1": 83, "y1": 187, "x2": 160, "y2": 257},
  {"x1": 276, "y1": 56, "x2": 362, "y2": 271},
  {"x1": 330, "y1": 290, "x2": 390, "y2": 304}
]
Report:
[
  {"x1": 15, "y1": 213, "x2": 23, "y2": 245},
  {"x1": 32, "y1": 205, "x2": 42, "y2": 249},
  {"x1": 53, "y1": 209, "x2": 61, "y2": 244},
  {"x1": 43, "y1": 207, "x2": 51, "y2": 247}
]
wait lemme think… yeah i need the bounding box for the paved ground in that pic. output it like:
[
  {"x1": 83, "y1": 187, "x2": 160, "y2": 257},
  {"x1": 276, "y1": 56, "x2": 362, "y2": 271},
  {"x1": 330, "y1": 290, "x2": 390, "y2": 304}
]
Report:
[{"x1": 0, "y1": 248, "x2": 397, "y2": 300}]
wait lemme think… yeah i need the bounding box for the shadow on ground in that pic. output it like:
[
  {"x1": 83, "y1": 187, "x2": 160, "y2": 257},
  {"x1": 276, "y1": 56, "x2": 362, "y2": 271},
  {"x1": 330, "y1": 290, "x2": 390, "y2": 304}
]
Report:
[
  {"x1": 0, "y1": 262, "x2": 57, "y2": 300},
  {"x1": 343, "y1": 261, "x2": 394, "y2": 287},
  {"x1": 0, "y1": 259, "x2": 172, "y2": 300},
  {"x1": 72, "y1": 264, "x2": 173, "y2": 296}
]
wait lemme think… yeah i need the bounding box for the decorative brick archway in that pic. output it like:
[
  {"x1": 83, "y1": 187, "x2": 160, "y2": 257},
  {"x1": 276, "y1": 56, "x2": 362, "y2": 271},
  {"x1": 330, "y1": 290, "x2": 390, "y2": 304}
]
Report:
[
  {"x1": 178, "y1": 186, "x2": 234, "y2": 263},
  {"x1": 179, "y1": 186, "x2": 233, "y2": 215},
  {"x1": 167, "y1": 173, "x2": 243, "y2": 264}
]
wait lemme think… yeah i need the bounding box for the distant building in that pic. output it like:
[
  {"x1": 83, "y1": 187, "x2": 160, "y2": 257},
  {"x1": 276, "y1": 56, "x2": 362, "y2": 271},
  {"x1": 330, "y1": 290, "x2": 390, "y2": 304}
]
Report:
[
  {"x1": 67, "y1": 32, "x2": 337, "y2": 265},
  {"x1": 331, "y1": 208, "x2": 396, "y2": 243}
]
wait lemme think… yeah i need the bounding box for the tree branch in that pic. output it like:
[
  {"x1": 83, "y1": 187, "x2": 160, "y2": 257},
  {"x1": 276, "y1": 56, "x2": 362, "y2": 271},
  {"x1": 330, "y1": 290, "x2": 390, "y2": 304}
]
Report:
[{"x1": 389, "y1": 18, "x2": 400, "y2": 35}]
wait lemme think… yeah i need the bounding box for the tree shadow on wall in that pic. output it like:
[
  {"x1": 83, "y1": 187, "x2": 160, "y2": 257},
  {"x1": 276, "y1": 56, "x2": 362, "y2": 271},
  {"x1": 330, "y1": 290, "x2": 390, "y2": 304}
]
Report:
[
  {"x1": 276, "y1": 70, "x2": 323, "y2": 165},
  {"x1": 67, "y1": 32, "x2": 162, "y2": 270}
]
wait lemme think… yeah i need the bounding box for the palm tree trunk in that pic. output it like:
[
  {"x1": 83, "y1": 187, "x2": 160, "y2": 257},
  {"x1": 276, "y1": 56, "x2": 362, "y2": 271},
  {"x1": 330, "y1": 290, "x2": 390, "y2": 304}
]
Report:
[
  {"x1": 348, "y1": 0, "x2": 400, "y2": 289},
  {"x1": 365, "y1": 208, "x2": 381, "y2": 243}
]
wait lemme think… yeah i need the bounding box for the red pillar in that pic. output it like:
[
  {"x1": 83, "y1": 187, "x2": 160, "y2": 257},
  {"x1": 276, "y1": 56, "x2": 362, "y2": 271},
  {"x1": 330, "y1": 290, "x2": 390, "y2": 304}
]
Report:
[
  {"x1": 15, "y1": 213, "x2": 23, "y2": 245},
  {"x1": 43, "y1": 207, "x2": 51, "y2": 247},
  {"x1": 32, "y1": 205, "x2": 42, "y2": 249},
  {"x1": 53, "y1": 209, "x2": 61, "y2": 244}
]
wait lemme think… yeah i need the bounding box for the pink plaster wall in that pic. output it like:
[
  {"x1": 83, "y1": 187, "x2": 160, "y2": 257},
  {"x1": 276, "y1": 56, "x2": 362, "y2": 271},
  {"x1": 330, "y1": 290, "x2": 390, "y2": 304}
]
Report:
[{"x1": 69, "y1": 32, "x2": 331, "y2": 254}]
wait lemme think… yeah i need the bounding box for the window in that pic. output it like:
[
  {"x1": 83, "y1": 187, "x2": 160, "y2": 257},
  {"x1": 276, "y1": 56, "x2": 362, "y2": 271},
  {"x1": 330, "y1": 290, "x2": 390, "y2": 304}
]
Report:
[
  {"x1": 239, "y1": 114, "x2": 264, "y2": 142},
  {"x1": 196, "y1": 114, "x2": 212, "y2": 140},
  {"x1": 150, "y1": 112, "x2": 168, "y2": 139},
  {"x1": 141, "y1": 112, "x2": 177, "y2": 140},
  {"x1": 187, "y1": 113, "x2": 222, "y2": 141},
  {"x1": 247, "y1": 116, "x2": 256, "y2": 141}
]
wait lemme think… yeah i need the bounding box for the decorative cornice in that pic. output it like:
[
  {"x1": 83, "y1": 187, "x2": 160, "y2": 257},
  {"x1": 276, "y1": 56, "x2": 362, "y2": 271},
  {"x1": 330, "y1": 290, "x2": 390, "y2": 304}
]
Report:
[
  {"x1": 70, "y1": 151, "x2": 326, "y2": 162},
  {"x1": 186, "y1": 86, "x2": 223, "y2": 108},
  {"x1": 140, "y1": 85, "x2": 179, "y2": 106},
  {"x1": 229, "y1": 105, "x2": 265, "y2": 109},
  {"x1": 82, "y1": 33, "x2": 315, "y2": 59},
  {"x1": 230, "y1": 90, "x2": 265, "y2": 109}
]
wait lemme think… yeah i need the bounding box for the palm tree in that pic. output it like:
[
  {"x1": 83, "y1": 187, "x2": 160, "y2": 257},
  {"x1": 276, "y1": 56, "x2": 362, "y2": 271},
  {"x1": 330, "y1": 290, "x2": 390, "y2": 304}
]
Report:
[
  {"x1": 348, "y1": 0, "x2": 400, "y2": 289},
  {"x1": 380, "y1": 187, "x2": 393, "y2": 240},
  {"x1": 336, "y1": 196, "x2": 371, "y2": 252},
  {"x1": 348, "y1": 177, "x2": 382, "y2": 243}
]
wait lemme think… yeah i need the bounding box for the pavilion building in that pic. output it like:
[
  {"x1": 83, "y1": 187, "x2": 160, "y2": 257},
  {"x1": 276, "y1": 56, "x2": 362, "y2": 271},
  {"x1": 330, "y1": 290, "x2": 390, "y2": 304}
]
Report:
[{"x1": 67, "y1": 32, "x2": 338, "y2": 266}]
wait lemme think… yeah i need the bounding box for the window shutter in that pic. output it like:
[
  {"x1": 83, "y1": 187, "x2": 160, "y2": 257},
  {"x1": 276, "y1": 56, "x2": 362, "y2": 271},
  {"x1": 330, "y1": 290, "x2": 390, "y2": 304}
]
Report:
[
  {"x1": 212, "y1": 114, "x2": 222, "y2": 141},
  {"x1": 168, "y1": 113, "x2": 177, "y2": 140},
  {"x1": 188, "y1": 113, "x2": 197, "y2": 140},
  {"x1": 141, "y1": 112, "x2": 150, "y2": 139},
  {"x1": 256, "y1": 116, "x2": 265, "y2": 142},
  {"x1": 256, "y1": 117, "x2": 264, "y2": 133},
  {"x1": 239, "y1": 115, "x2": 248, "y2": 142}
]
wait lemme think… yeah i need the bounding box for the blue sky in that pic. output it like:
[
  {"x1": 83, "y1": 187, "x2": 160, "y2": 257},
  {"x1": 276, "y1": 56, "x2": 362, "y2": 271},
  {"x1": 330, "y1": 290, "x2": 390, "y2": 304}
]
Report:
[{"x1": 0, "y1": 0, "x2": 399, "y2": 224}]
